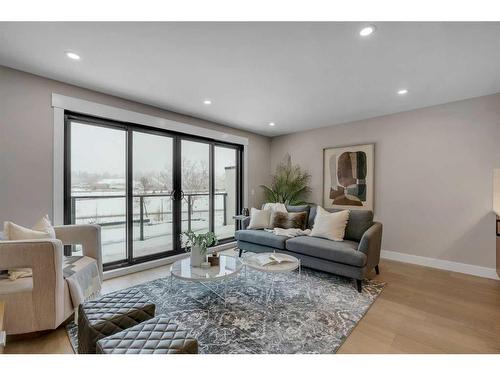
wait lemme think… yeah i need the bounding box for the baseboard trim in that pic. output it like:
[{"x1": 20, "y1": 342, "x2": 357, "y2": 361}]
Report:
[
  {"x1": 103, "y1": 242, "x2": 237, "y2": 280},
  {"x1": 381, "y1": 250, "x2": 499, "y2": 280}
]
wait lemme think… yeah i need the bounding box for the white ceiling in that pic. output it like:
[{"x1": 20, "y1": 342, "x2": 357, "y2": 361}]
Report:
[{"x1": 1, "y1": 22, "x2": 500, "y2": 137}]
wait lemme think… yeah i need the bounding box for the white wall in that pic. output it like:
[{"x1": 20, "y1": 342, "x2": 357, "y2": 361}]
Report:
[
  {"x1": 0, "y1": 66, "x2": 271, "y2": 226},
  {"x1": 271, "y1": 94, "x2": 500, "y2": 269}
]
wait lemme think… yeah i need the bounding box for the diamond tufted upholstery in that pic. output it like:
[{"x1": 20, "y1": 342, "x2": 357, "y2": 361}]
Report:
[
  {"x1": 96, "y1": 314, "x2": 198, "y2": 354},
  {"x1": 78, "y1": 288, "x2": 155, "y2": 354}
]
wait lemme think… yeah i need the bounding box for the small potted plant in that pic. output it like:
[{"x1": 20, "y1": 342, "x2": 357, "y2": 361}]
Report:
[{"x1": 181, "y1": 230, "x2": 218, "y2": 267}]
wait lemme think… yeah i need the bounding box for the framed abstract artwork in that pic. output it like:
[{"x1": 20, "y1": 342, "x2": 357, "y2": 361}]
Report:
[{"x1": 323, "y1": 143, "x2": 374, "y2": 211}]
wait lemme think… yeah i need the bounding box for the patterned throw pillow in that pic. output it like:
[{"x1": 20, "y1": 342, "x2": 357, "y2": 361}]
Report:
[{"x1": 270, "y1": 211, "x2": 308, "y2": 230}]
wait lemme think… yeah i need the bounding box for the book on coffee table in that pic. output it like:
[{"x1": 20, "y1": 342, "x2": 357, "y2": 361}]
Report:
[{"x1": 255, "y1": 254, "x2": 293, "y2": 267}]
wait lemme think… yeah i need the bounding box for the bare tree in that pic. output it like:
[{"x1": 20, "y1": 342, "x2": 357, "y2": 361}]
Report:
[
  {"x1": 157, "y1": 164, "x2": 173, "y2": 192},
  {"x1": 182, "y1": 159, "x2": 209, "y2": 216},
  {"x1": 182, "y1": 159, "x2": 209, "y2": 193},
  {"x1": 139, "y1": 176, "x2": 154, "y2": 193}
]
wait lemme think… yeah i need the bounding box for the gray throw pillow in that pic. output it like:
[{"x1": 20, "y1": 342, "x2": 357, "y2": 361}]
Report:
[{"x1": 270, "y1": 211, "x2": 308, "y2": 230}]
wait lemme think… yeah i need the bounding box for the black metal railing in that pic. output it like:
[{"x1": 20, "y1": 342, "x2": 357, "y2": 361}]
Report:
[{"x1": 70, "y1": 192, "x2": 228, "y2": 241}]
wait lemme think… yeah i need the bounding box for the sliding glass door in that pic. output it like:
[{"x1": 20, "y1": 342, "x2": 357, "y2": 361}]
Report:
[
  {"x1": 64, "y1": 113, "x2": 242, "y2": 270},
  {"x1": 181, "y1": 140, "x2": 210, "y2": 235},
  {"x1": 132, "y1": 131, "x2": 174, "y2": 259},
  {"x1": 67, "y1": 121, "x2": 128, "y2": 264}
]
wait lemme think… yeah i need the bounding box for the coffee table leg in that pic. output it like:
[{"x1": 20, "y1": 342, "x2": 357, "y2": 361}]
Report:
[
  {"x1": 224, "y1": 278, "x2": 228, "y2": 307},
  {"x1": 299, "y1": 259, "x2": 301, "y2": 279},
  {"x1": 267, "y1": 274, "x2": 275, "y2": 304}
]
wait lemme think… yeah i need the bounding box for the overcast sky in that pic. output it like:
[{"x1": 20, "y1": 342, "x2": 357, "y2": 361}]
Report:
[{"x1": 71, "y1": 122, "x2": 236, "y2": 178}]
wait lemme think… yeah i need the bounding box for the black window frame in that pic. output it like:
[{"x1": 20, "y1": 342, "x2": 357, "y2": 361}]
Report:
[{"x1": 63, "y1": 111, "x2": 244, "y2": 271}]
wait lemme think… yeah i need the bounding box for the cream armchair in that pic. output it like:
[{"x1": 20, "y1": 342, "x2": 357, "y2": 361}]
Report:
[{"x1": 0, "y1": 224, "x2": 102, "y2": 335}]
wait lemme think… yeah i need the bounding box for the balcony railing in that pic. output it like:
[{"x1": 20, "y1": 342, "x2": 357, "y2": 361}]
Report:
[{"x1": 70, "y1": 192, "x2": 229, "y2": 241}]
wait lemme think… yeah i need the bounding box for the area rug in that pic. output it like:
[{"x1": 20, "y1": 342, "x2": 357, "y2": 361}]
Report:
[{"x1": 67, "y1": 262, "x2": 384, "y2": 354}]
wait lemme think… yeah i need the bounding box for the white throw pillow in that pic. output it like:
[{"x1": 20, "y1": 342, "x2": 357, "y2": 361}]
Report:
[
  {"x1": 310, "y1": 207, "x2": 350, "y2": 242},
  {"x1": 3, "y1": 215, "x2": 56, "y2": 280},
  {"x1": 3, "y1": 215, "x2": 56, "y2": 240},
  {"x1": 247, "y1": 208, "x2": 272, "y2": 229}
]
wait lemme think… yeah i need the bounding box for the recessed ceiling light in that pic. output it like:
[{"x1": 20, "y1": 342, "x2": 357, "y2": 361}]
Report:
[
  {"x1": 65, "y1": 51, "x2": 81, "y2": 60},
  {"x1": 359, "y1": 25, "x2": 376, "y2": 37},
  {"x1": 269, "y1": 122, "x2": 275, "y2": 127},
  {"x1": 397, "y1": 89, "x2": 409, "y2": 95},
  {"x1": 203, "y1": 99, "x2": 212, "y2": 105}
]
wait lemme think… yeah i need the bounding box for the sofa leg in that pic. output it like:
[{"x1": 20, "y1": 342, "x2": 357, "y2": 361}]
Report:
[
  {"x1": 356, "y1": 279, "x2": 362, "y2": 293},
  {"x1": 375, "y1": 265, "x2": 380, "y2": 275},
  {"x1": 238, "y1": 248, "x2": 243, "y2": 257}
]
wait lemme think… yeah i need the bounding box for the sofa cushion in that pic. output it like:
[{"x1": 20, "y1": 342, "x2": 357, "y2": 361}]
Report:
[
  {"x1": 308, "y1": 206, "x2": 373, "y2": 242},
  {"x1": 285, "y1": 236, "x2": 366, "y2": 267},
  {"x1": 235, "y1": 229, "x2": 288, "y2": 249}
]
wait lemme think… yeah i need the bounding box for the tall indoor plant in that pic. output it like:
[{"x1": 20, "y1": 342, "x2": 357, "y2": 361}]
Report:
[
  {"x1": 260, "y1": 154, "x2": 311, "y2": 205},
  {"x1": 182, "y1": 230, "x2": 218, "y2": 267}
]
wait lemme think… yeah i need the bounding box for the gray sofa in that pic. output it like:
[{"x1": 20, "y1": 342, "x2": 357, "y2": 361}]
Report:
[{"x1": 235, "y1": 205, "x2": 382, "y2": 292}]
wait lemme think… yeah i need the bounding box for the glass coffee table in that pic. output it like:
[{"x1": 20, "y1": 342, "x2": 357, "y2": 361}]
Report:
[
  {"x1": 241, "y1": 252, "x2": 301, "y2": 303},
  {"x1": 169, "y1": 254, "x2": 243, "y2": 307}
]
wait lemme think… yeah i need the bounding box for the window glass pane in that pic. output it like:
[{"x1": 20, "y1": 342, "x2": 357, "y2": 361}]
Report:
[
  {"x1": 132, "y1": 132, "x2": 173, "y2": 258},
  {"x1": 214, "y1": 146, "x2": 237, "y2": 239},
  {"x1": 70, "y1": 122, "x2": 127, "y2": 264},
  {"x1": 181, "y1": 140, "x2": 210, "y2": 236}
]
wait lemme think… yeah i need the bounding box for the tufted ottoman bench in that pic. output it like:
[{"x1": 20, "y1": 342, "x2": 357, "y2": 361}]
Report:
[
  {"x1": 78, "y1": 288, "x2": 155, "y2": 354},
  {"x1": 96, "y1": 314, "x2": 198, "y2": 354}
]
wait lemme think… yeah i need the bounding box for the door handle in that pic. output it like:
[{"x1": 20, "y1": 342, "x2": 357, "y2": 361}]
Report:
[{"x1": 169, "y1": 190, "x2": 185, "y2": 201}]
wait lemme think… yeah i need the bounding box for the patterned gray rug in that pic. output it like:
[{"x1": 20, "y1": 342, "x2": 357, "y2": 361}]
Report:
[{"x1": 67, "y1": 263, "x2": 384, "y2": 354}]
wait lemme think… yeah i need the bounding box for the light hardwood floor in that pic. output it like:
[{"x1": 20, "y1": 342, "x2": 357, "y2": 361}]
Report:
[{"x1": 4, "y1": 255, "x2": 500, "y2": 354}]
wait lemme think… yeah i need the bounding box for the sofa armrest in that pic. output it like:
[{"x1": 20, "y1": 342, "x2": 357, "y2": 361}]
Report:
[
  {"x1": 357, "y1": 222, "x2": 383, "y2": 269},
  {"x1": 0, "y1": 239, "x2": 66, "y2": 331},
  {"x1": 54, "y1": 224, "x2": 102, "y2": 277},
  {"x1": 241, "y1": 217, "x2": 251, "y2": 230}
]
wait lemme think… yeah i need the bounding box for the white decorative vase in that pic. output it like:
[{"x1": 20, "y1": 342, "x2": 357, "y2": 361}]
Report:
[{"x1": 190, "y1": 245, "x2": 205, "y2": 267}]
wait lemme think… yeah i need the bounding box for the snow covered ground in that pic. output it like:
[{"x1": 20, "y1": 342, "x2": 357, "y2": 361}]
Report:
[
  {"x1": 71, "y1": 192, "x2": 236, "y2": 264},
  {"x1": 74, "y1": 212, "x2": 235, "y2": 264}
]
